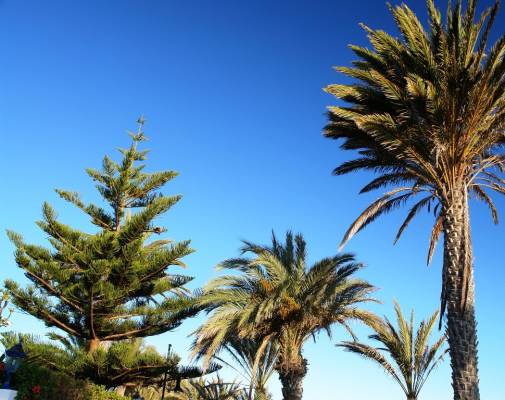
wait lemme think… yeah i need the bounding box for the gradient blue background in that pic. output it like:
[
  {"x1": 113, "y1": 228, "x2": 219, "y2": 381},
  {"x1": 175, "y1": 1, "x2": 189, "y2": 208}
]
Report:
[{"x1": 1, "y1": 1, "x2": 503, "y2": 398}]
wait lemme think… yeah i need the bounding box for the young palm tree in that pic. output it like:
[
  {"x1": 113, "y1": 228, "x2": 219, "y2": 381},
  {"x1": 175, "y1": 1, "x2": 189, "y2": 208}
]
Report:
[
  {"x1": 192, "y1": 231, "x2": 377, "y2": 400},
  {"x1": 213, "y1": 337, "x2": 278, "y2": 400},
  {"x1": 173, "y1": 376, "x2": 247, "y2": 400},
  {"x1": 339, "y1": 302, "x2": 448, "y2": 400},
  {"x1": 324, "y1": 1, "x2": 504, "y2": 398}
]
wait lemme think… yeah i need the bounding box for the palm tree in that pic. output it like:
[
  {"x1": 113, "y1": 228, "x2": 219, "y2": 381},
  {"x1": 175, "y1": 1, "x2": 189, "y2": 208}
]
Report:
[
  {"x1": 324, "y1": 1, "x2": 504, "y2": 398},
  {"x1": 173, "y1": 376, "x2": 247, "y2": 400},
  {"x1": 213, "y1": 337, "x2": 278, "y2": 400},
  {"x1": 192, "y1": 231, "x2": 377, "y2": 400},
  {"x1": 339, "y1": 302, "x2": 448, "y2": 400}
]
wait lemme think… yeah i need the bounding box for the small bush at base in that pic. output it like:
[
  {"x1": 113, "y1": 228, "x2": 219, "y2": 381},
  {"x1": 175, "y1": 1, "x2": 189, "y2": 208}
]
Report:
[
  {"x1": 87, "y1": 385, "x2": 130, "y2": 400},
  {"x1": 12, "y1": 362, "x2": 129, "y2": 400}
]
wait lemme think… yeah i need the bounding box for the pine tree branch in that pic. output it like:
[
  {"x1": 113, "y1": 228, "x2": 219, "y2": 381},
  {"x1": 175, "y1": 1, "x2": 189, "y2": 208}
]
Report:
[
  {"x1": 25, "y1": 270, "x2": 84, "y2": 313},
  {"x1": 40, "y1": 203, "x2": 84, "y2": 255},
  {"x1": 109, "y1": 364, "x2": 171, "y2": 383},
  {"x1": 101, "y1": 326, "x2": 158, "y2": 341},
  {"x1": 34, "y1": 306, "x2": 80, "y2": 337},
  {"x1": 139, "y1": 241, "x2": 192, "y2": 284}
]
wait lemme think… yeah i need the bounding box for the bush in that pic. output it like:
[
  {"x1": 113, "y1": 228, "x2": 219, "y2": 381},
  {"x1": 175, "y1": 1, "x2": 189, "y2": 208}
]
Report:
[
  {"x1": 87, "y1": 385, "x2": 130, "y2": 400},
  {"x1": 11, "y1": 362, "x2": 129, "y2": 400}
]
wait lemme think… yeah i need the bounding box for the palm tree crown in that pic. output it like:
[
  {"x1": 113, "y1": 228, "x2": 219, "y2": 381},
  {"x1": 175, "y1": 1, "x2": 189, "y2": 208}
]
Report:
[
  {"x1": 325, "y1": 0, "x2": 504, "y2": 307},
  {"x1": 339, "y1": 302, "x2": 448, "y2": 400},
  {"x1": 192, "y1": 231, "x2": 377, "y2": 400}
]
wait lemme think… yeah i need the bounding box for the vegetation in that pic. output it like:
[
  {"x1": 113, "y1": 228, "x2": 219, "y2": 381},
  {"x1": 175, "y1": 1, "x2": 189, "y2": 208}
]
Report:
[
  {"x1": 0, "y1": 290, "x2": 13, "y2": 328},
  {"x1": 1, "y1": 332, "x2": 173, "y2": 390},
  {"x1": 339, "y1": 302, "x2": 448, "y2": 400},
  {"x1": 324, "y1": 1, "x2": 504, "y2": 398},
  {"x1": 3, "y1": 121, "x2": 201, "y2": 388},
  {"x1": 192, "y1": 231, "x2": 377, "y2": 400},
  {"x1": 172, "y1": 376, "x2": 247, "y2": 400},
  {"x1": 212, "y1": 337, "x2": 277, "y2": 400},
  {"x1": 10, "y1": 362, "x2": 128, "y2": 400},
  {"x1": 2, "y1": 1, "x2": 502, "y2": 396}
]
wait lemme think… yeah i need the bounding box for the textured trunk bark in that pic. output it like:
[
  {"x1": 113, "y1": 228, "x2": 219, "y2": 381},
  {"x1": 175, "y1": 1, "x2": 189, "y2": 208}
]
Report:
[
  {"x1": 87, "y1": 338, "x2": 101, "y2": 353},
  {"x1": 254, "y1": 387, "x2": 269, "y2": 400},
  {"x1": 278, "y1": 359, "x2": 307, "y2": 400},
  {"x1": 442, "y1": 188, "x2": 480, "y2": 400}
]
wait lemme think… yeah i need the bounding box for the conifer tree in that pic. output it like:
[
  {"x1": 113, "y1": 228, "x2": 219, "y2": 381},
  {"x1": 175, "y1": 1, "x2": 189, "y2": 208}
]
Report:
[{"x1": 5, "y1": 118, "x2": 199, "y2": 356}]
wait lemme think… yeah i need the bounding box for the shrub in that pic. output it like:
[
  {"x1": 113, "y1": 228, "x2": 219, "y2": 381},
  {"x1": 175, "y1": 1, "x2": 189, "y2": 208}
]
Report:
[
  {"x1": 87, "y1": 385, "x2": 130, "y2": 400},
  {"x1": 11, "y1": 362, "x2": 129, "y2": 400}
]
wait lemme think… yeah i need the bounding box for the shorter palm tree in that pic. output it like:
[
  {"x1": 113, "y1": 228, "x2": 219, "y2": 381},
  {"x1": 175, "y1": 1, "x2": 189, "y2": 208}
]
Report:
[
  {"x1": 192, "y1": 231, "x2": 377, "y2": 400},
  {"x1": 173, "y1": 376, "x2": 247, "y2": 400},
  {"x1": 339, "y1": 302, "x2": 447, "y2": 400},
  {"x1": 213, "y1": 337, "x2": 277, "y2": 400}
]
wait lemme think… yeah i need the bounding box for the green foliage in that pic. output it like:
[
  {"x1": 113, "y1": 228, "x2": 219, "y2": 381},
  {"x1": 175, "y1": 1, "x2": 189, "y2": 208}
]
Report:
[
  {"x1": 70, "y1": 339, "x2": 174, "y2": 388},
  {"x1": 132, "y1": 386, "x2": 162, "y2": 400},
  {"x1": 87, "y1": 385, "x2": 130, "y2": 400},
  {"x1": 324, "y1": 2, "x2": 502, "y2": 396},
  {"x1": 11, "y1": 362, "x2": 129, "y2": 400},
  {"x1": 0, "y1": 289, "x2": 13, "y2": 328},
  {"x1": 4, "y1": 120, "x2": 201, "y2": 386},
  {"x1": 339, "y1": 302, "x2": 448, "y2": 399},
  {"x1": 213, "y1": 338, "x2": 277, "y2": 400},
  {"x1": 1, "y1": 332, "x2": 218, "y2": 392},
  {"x1": 12, "y1": 362, "x2": 86, "y2": 400},
  {"x1": 193, "y1": 231, "x2": 377, "y2": 389},
  {"x1": 324, "y1": 0, "x2": 505, "y2": 316},
  {"x1": 173, "y1": 376, "x2": 247, "y2": 400}
]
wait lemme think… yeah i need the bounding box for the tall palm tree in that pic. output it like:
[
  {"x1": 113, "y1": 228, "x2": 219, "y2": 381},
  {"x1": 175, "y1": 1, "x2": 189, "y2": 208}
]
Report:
[
  {"x1": 213, "y1": 337, "x2": 278, "y2": 400},
  {"x1": 192, "y1": 231, "x2": 377, "y2": 400},
  {"x1": 339, "y1": 302, "x2": 448, "y2": 400},
  {"x1": 324, "y1": 1, "x2": 504, "y2": 398}
]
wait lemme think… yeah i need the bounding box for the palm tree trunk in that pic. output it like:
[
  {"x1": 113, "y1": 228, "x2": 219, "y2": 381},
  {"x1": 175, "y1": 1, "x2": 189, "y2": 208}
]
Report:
[
  {"x1": 442, "y1": 188, "x2": 479, "y2": 400},
  {"x1": 278, "y1": 359, "x2": 307, "y2": 400}
]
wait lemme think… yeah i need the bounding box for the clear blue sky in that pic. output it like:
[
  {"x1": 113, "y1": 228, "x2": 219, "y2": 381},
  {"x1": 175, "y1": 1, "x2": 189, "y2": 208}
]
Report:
[{"x1": 1, "y1": 1, "x2": 503, "y2": 399}]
